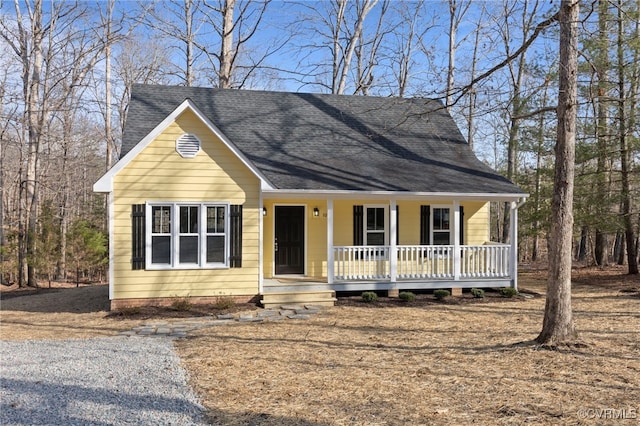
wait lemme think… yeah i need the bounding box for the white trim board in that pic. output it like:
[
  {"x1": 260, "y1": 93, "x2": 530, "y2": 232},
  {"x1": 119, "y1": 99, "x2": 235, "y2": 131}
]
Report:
[{"x1": 262, "y1": 190, "x2": 528, "y2": 202}]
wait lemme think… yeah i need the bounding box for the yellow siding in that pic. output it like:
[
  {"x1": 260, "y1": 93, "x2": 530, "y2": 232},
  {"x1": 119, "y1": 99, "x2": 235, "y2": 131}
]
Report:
[
  {"x1": 333, "y1": 200, "x2": 490, "y2": 246},
  {"x1": 112, "y1": 109, "x2": 261, "y2": 300},
  {"x1": 464, "y1": 202, "x2": 490, "y2": 244}
]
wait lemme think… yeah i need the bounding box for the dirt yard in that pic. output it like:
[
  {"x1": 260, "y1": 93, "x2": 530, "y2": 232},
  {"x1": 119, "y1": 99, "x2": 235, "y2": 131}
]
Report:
[{"x1": 1, "y1": 267, "x2": 638, "y2": 425}]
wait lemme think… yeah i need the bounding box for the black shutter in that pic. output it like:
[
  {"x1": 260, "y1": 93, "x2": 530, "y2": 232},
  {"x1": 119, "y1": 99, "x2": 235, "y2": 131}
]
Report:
[
  {"x1": 395, "y1": 204, "x2": 400, "y2": 245},
  {"x1": 132, "y1": 204, "x2": 145, "y2": 270},
  {"x1": 353, "y1": 205, "x2": 363, "y2": 246},
  {"x1": 459, "y1": 205, "x2": 465, "y2": 245},
  {"x1": 420, "y1": 205, "x2": 430, "y2": 245},
  {"x1": 229, "y1": 205, "x2": 243, "y2": 268}
]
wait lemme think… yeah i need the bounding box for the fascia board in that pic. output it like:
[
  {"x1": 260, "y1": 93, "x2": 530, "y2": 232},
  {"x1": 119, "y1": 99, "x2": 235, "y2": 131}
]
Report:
[
  {"x1": 262, "y1": 189, "x2": 529, "y2": 202},
  {"x1": 93, "y1": 99, "x2": 274, "y2": 193}
]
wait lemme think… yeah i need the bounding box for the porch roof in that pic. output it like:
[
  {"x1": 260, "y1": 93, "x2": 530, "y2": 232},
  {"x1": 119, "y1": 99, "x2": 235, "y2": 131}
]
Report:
[{"x1": 122, "y1": 85, "x2": 526, "y2": 196}]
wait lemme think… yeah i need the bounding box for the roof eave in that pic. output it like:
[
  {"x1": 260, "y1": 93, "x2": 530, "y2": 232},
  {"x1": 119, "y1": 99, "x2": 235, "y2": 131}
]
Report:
[{"x1": 262, "y1": 189, "x2": 528, "y2": 202}]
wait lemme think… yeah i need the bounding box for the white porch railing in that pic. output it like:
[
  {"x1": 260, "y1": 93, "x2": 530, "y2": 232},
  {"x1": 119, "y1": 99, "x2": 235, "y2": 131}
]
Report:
[
  {"x1": 396, "y1": 245, "x2": 454, "y2": 279},
  {"x1": 459, "y1": 244, "x2": 510, "y2": 278},
  {"x1": 333, "y1": 244, "x2": 510, "y2": 281},
  {"x1": 334, "y1": 246, "x2": 390, "y2": 280}
]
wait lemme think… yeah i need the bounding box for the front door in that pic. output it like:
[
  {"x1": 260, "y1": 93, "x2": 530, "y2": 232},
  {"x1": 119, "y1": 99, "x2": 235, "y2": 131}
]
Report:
[{"x1": 275, "y1": 206, "x2": 305, "y2": 275}]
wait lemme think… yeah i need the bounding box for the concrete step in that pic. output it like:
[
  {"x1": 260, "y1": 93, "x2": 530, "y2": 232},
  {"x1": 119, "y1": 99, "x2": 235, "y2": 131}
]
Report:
[{"x1": 260, "y1": 290, "x2": 336, "y2": 309}]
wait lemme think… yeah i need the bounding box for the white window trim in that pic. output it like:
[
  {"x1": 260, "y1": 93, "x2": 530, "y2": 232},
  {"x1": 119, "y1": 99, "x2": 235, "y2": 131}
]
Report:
[
  {"x1": 145, "y1": 201, "x2": 230, "y2": 270},
  {"x1": 363, "y1": 204, "x2": 389, "y2": 246},
  {"x1": 431, "y1": 204, "x2": 453, "y2": 246}
]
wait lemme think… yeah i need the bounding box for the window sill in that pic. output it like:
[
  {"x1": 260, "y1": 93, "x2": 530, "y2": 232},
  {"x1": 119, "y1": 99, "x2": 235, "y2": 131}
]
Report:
[{"x1": 145, "y1": 265, "x2": 230, "y2": 271}]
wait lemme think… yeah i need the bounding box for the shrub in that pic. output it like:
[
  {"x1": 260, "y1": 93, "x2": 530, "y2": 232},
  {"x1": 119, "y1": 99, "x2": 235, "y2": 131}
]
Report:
[
  {"x1": 399, "y1": 291, "x2": 416, "y2": 302},
  {"x1": 500, "y1": 287, "x2": 518, "y2": 298},
  {"x1": 361, "y1": 291, "x2": 378, "y2": 303},
  {"x1": 214, "y1": 295, "x2": 236, "y2": 310},
  {"x1": 170, "y1": 296, "x2": 192, "y2": 311},
  {"x1": 471, "y1": 288, "x2": 485, "y2": 298},
  {"x1": 434, "y1": 289, "x2": 450, "y2": 300}
]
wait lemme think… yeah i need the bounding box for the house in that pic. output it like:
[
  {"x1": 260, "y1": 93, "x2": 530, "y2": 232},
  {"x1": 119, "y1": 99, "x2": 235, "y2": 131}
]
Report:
[{"x1": 94, "y1": 84, "x2": 527, "y2": 309}]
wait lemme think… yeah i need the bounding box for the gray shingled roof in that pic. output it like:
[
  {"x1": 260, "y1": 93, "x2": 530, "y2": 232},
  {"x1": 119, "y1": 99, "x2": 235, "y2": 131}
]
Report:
[{"x1": 121, "y1": 84, "x2": 524, "y2": 194}]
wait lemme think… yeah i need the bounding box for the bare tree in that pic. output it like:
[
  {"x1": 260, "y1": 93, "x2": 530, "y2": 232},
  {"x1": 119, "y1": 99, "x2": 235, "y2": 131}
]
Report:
[
  {"x1": 354, "y1": 0, "x2": 390, "y2": 95},
  {"x1": 465, "y1": 4, "x2": 486, "y2": 149},
  {"x1": 445, "y1": 0, "x2": 471, "y2": 110},
  {"x1": 1, "y1": 0, "x2": 108, "y2": 286},
  {"x1": 537, "y1": 0, "x2": 579, "y2": 346},
  {"x1": 113, "y1": 34, "x2": 173, "y2": 137},
  {"x1": 139, "y1": 0, "x2": 202, "y2": 86},
  {"x1": 335, "y1": 0, "x2": 379, "y2": 94},
  {"x1": 198, "y1": 0, "x2": 274, "y2": 89},
  {"x1": 499, "y1": 0, "x2": 543, "y2": 244},
  {"x1": 388, "y1": 0, "x2": 433, "y2": 97},
  {"x1": 291, "y1": 0, "x2": 385, "y2": 94},
  {"x1": 0, "y1": 0, "x2": 46, "y2": 286}
]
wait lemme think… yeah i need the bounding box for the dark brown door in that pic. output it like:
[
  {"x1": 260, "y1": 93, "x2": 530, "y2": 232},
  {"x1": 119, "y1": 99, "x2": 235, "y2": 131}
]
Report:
[{"x1": 275, "y1": 206, "x2": 305, "y2": 274}]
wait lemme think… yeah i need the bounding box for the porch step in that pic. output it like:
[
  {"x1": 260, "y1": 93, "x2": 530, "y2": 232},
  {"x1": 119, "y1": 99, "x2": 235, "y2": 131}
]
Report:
[{"x1": 260, "y1": 290, "x2": 336, "y2": 309}]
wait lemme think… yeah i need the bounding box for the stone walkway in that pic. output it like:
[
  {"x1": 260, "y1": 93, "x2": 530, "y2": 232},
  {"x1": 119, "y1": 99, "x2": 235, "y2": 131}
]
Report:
[{"x1": 118, "y1": 305, "x2": 327, "y2": 338}]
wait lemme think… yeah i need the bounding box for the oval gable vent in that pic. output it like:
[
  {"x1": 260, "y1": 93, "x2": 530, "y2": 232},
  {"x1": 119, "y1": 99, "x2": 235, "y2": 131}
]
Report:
[{"x1": 176, "y1": 133, "x2": 201, "y2": 158}]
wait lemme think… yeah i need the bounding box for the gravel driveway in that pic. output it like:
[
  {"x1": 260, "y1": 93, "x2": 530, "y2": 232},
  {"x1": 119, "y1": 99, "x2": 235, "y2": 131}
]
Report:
[{"x1": 0, "y1": 337, "x2": 208, "y2": 425}]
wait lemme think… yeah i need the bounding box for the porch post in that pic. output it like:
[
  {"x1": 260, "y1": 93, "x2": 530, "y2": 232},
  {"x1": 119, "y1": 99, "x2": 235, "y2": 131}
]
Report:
[
  {"x1": 510, "y1": 201, "x2": 518, "y2": 290},
  {"x1": 259, "y1": 193, "x2": 264, "y2": 294},
  {"x1": 327, "y1": 199, "x2": 334, "y2": 284},
  {"x1": 453, "y1": 200, "x2": 460, "y2": 281},
  {"x1": 390, "y1": 199, "x2": 397, "y2": 284},
  {"x1": 389, "y1": 199, "x2": 398, "y2": 297}
]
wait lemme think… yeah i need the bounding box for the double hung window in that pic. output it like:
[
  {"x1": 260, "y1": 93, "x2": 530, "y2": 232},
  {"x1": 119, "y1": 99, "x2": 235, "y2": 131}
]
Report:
[
  {"x1": 432, "y1": 207, "x2": 451, "y2": 245},
  {"x1": 365, "y1": 207, "x2": 386, "y2": 246},
  {"x1": 363, "y1": 206, "x2": 388, "y2": 246},
  {"x1": 147, "y1": 202, "x2": 229, "y2": 269}
]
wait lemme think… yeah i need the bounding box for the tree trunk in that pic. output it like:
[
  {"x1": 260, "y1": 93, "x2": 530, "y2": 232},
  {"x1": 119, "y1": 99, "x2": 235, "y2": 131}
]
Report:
[
  {"x1": 537, "y1": 0, "x2": 579, "y2": 346},
  {"x1": 185, "y1": 0, "x2": 194, "y2": 87},
  {"x1": 465, "y1": 4, "x2": 487, "y2": 149},
  {"x1": 219, "y1": 0, "x2": 236, "y2": 89},
  {"x1": 445, "y1": 0, "x2": 457, "y2": 111},
  {"x1": 531, "y1": 80, "x2": 550, "y2": 262},
  {"x1": 24, "y1": 0, "x2": 45, "y2": 288},
  {"x1": 594, "y1": 0, "x2": 611, "y2": 267},
  {"x1": 614, "y1": 231, "x2": 625, "y2": 265},
  {"x1": 617, "y1": 0, "x2": 639, "y2": 274},
  {"x1": 500, "y1": 0, "x2": 535, "y2": 244},
  {"x1": 577, "y1": 225, "x2": 588, "y2": 261},
  {"x1": 594, "y1": 230, "x2": 608, "y2": 265},
  {"x1": 336, "y1": 0, "x2": 378, "y2": 95}
]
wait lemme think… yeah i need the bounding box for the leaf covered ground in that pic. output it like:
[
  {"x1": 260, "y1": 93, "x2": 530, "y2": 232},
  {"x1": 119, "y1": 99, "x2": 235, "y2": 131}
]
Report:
[{"x1": 1, "y1": 266, "x2": 638, "y2": 425}]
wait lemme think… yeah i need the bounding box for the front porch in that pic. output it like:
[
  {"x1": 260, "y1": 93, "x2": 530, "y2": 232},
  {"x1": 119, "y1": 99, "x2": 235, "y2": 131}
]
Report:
[
  {"x1": 261, "y1": 243, "x2": 513, "y2": 307},
  {"x1": 260, "y1": 196, "x2": 522, "y2": 307}
]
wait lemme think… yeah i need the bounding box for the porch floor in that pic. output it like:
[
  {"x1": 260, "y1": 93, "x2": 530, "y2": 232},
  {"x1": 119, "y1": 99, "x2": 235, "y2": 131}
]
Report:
[
  {"x1": 262, "y1": 276, "x2": 513, "y2": 307},
  {"x1": 264, "y1": 277, "x2": 512, "y2": 292}
]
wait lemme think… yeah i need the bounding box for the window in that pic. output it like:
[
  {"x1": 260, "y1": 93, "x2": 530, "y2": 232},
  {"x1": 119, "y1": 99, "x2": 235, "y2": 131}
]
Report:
[
  {"x1": 206, "y1": 206, "x2": 226, "y2": 263},
  {"x1": 432, "y1": 207, "x2": 451, "y2": 245},
  {"x1": 147, "y1": 202, "x2": 229, "y2": 269},
  {"x1": 364, "y1": 206, "x2": 387, "y2": 245},
  {"x1": 151, "y1": 206, "x2": 171, "y2": 264}
]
